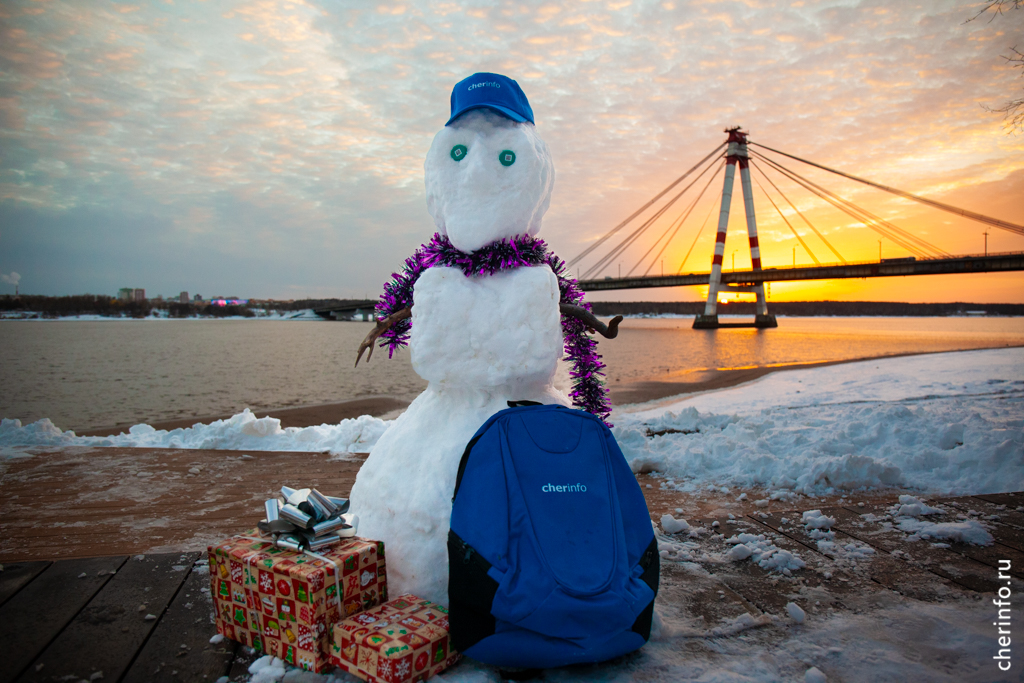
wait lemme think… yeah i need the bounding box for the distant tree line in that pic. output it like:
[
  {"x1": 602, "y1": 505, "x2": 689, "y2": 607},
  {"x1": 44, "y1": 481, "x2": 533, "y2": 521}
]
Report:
[{"x1": 0, "y1": 295, "x2": 374, "y2": 318}]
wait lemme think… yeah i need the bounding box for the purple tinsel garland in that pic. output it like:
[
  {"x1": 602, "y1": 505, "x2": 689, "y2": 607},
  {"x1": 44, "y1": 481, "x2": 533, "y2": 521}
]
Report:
[{"x1": 375, "y1": 233, "x2": 612, "y2": 423}]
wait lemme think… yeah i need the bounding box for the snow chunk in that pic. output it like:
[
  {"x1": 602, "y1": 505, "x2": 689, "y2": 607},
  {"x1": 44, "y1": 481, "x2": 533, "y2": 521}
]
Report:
[
  {"x1": 660, "y1": 514, "x2": 690, "y2": 534},
  {"x1": 805, "y1": 667, "x2": 827, "y2": 683},
  {"x1": 891, "y1": 495, "x2": 942, "y2": 517},
  {"x1": 896, "y1": 518, "x2": 993, "y2": 546},
  {"x1": 209, "y1": 634, "x2": 224, "y2": 644},
  {"x1": 786, "y1": 601, "x2": 806, "y2": 624},
  {"x1": 802, "y1": 510, "x2": 835, "y2": 530},
  {"x1": 725, "y1": 533, "x2": 806, "y2": 574}
]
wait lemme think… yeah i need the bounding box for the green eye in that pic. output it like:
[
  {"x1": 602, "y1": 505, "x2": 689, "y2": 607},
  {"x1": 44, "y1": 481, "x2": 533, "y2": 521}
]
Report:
[
  {"x1": 450, "y1": 144, "x2": 467, "y2": 161},
  {"x1": 498, "y1": 150, "x2": 516, "y2": 166}
]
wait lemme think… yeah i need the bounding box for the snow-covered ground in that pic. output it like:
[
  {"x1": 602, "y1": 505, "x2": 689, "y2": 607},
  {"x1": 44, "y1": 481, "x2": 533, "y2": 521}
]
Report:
[{"x1": 614, "y1": 347, "x2": 1024, "y2": 497}]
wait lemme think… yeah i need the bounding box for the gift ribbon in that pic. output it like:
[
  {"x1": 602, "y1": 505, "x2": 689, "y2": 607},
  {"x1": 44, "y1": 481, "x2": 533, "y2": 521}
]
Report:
[{"x1": 256, "y1": 486, "x2": 355, "y2": 552}]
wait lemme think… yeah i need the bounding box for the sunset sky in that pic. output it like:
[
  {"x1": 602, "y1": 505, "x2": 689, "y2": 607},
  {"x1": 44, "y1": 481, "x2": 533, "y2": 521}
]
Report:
[{"x1": 1, "y1": 0, "x2": 1022, "y2": 303}]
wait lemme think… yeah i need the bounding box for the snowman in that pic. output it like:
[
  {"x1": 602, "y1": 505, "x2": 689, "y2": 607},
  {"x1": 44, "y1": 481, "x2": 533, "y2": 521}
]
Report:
[{"x1": 349, "y1": 73, "x2": 620, "y2": 606}]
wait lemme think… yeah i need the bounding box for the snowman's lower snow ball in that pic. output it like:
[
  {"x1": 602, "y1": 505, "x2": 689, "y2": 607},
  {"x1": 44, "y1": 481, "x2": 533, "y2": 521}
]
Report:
[{"x1": 350, "y1": 73, "x2": 591, "y2": 606}]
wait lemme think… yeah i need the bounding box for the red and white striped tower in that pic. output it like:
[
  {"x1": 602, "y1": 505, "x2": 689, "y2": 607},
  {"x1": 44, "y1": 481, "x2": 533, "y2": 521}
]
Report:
[{"x1": 694, "y1": 127, "x2": 777, "y2": 329}]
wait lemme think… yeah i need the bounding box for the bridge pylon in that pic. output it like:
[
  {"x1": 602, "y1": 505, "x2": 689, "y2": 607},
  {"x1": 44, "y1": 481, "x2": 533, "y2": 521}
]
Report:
[{"x1": 693, "y1": 127, "x2": 778, "y2": 329}]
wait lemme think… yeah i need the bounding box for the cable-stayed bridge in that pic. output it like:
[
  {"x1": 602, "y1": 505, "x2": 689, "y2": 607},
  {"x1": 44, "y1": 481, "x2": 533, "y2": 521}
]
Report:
[{"x1": 570, "y1": 127, "x2": 1024, "y2": 328}]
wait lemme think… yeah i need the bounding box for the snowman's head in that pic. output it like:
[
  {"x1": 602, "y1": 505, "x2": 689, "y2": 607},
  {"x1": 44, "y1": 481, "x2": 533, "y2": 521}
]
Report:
[{"x1": 425, "y1": 109, "x2": 554, "y2": 253}]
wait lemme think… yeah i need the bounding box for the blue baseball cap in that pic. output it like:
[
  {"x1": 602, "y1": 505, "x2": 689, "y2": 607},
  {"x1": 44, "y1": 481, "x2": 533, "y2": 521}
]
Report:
[{"x1": 446, "y1": 72, "x2": 535, "y2": 126}]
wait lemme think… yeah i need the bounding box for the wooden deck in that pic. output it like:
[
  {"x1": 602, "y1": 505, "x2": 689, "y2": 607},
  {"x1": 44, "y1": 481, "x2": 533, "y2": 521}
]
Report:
[{"x1": 3, "y1": 447, "x2": 1024, "y2": 681}]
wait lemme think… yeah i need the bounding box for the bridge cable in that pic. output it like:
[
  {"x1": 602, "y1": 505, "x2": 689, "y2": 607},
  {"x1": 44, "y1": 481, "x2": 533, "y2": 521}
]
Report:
[
  {"x1": 581, "y1": 152, "x2": 723, "y2": 279},
  {"x1": 750, "y1": 167, "x2": 821, "y2": 266},
  {"x1": 568, "y1": 143, "x2": 727, "y2": 269},
  {"x1": 750, "y1": 161, "x2": 843, "y2": 263},
  {"x1": 754, "y1": 153, "x2": 933, "y2": 259},
  {"x1": 677, "y1": 193, "x2": 719, "y2": 274},
  {"x1": 750, "y1": 141, "x2": 1024, "y2": 237},
  {"x1": 752, "y1": 151, "x2": 950, "y2": 259},
  {"x1": 636, "y1": 160, "x2": 724, "y2": 277}
]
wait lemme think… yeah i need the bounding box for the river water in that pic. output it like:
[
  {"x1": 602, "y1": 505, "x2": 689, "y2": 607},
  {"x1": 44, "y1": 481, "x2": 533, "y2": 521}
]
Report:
[{"x1": 2, "y1": 317, "x2": 1022, "y2": 432}]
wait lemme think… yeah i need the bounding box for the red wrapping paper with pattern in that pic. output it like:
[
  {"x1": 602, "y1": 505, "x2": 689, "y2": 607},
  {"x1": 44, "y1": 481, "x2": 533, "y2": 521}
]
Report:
[
  {"x1": 330, "y1": 594, "x2": 460, "y2": 682},
  {"x1": 208, "y1": 530, "x2": 386, "y2": 673}
]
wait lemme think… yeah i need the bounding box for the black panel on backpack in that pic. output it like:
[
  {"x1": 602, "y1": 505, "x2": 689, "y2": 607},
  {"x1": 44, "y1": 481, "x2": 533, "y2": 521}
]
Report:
[
  {"x1": 631, "y1": 536, "x2": 660, "y2": 640},
  {"x1": 447, "y1": 530, "x2": 499, "y2": 653}
]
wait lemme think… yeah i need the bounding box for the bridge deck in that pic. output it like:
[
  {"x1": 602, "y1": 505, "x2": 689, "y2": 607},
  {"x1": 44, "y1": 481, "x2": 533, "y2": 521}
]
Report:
[{"x1": 579, "y1": 251, "x2": 1024, "y2": 291}]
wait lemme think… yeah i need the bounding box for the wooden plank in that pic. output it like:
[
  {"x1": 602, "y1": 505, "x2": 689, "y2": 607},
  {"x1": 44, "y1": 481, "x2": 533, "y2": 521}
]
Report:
[
  {"x1": 122, "y1": 562, "x2": 238, "y2": 683},
  {"x1": 0, "y1": 555, "x2": 127, "y2": 683},
  {"x1": 754, "y1": 508, "x2": 972, "y2": 601},
  {"x1": 690, "y1": 515, "x2": 859, "y2": 616},
  {"x1": 829, "y1": 505, "x2": 1020, "y2": 592},
  {"x1": 225, "y1": 645, "x2": 261, "y2": 681},
  {"x1": 844, "y1": 501, "x2": 1024, "y2": 580},
  {"x1": 16, "y1": 552, "x2": 200, "y2": 683},
  {"x1": 974, "y1": 492, "x2": 1024, "y2": 507},
  {"x1": 0, "y1": 561, "x2": 50, "y2": 608},
  {"x1": 943, "y1": 496, "x2": 1024, "y2": 530}
]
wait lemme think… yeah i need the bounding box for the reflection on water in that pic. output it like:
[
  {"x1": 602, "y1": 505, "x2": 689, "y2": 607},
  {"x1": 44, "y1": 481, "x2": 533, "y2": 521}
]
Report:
[
  {"x1": 599, "y1": 317, "x2": 1024, "y2": 384},
  {"x1": 1, "y1": 317, "x2": 1022, "y2": 432}
]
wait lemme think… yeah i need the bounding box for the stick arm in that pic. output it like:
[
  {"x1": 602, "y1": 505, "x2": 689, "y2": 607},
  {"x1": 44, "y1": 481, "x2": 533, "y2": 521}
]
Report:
[
  {"x1": 559, "y1": 304, "x2": 623, "y2": 339},
  {"x1": 354, "y1": 307, "x2": 413, "y2": 366}
]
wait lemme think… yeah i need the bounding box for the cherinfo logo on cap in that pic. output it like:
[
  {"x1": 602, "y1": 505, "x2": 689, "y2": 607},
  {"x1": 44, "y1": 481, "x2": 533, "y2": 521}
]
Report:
[{"x1": 446, "y1": 72, "x2": 535, "y2": 126}]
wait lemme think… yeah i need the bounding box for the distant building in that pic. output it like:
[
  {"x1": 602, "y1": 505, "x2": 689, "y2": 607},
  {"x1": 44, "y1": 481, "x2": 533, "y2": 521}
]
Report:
[
  {"x1": 133, "y1": 288, "x2": 145, "y2": 302},
  {"x1": 194, "y1": 293, "x2": 203, "y2": 303},
  {"x1": 179, "y1": 291, "x2": 189, "y2": 303},
  {"x1": 118, "y1": 288, "x2": 133, "y2": 301}
]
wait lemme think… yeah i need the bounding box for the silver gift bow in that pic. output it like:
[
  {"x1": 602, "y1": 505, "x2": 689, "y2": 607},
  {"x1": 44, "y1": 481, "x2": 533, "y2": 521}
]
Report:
[{"x1": 257, "y1": 485, "x2": 357, "y2": 551}]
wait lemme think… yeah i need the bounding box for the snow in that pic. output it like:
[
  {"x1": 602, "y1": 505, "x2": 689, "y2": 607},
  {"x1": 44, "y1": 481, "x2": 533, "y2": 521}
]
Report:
[
  {"x1": 614, "y1": 347, "x2": 1024, "y2": 497},
  {"x1": 231, "y1": 597, "x2": 1006, "y2": 682},
  {"x1": 724, "y1": 532, "x2": 806, "y2": 574},
  {"x1": 348, "y1": 109, "x2": 566, "y2": 607},
  {"x1": 0, "y1": 409, "x2": 386, "y2": 458},
  {"x1": 424, "y1": 110, "x2": 554, "y2": 253},
  {"x1": 660, "y1": 514, "x2": 690, "y2": 534},
  {"x1": 786, "y1": 602, "x2": 806, "y2": 624}
]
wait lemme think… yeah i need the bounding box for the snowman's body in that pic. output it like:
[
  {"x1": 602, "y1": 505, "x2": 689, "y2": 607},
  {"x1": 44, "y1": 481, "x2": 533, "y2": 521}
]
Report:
[{"x1": 349, "y1": 110, "x2": 565, "y2": 605}]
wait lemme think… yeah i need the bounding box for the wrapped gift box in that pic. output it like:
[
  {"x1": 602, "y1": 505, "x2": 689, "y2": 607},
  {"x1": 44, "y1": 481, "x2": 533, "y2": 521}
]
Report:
[
  {"x1": 330, "y1": 594, "x2": 460, "y2": 683},
  {"x1": 209, "y1": 530, "x2": 386, "y2": 672}
]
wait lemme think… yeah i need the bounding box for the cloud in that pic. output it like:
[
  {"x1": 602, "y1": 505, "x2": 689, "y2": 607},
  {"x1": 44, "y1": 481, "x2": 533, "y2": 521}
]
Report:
[
  {"x1": 1, "y1": 271, "x2": 20, "y2": 285},
  {"x1": 0, "y1": 0, "x2": 1020, "y2": 300}
]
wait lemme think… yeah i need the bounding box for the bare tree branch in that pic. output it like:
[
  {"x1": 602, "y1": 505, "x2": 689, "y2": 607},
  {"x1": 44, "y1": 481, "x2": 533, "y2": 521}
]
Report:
[{"x1": 965, "y1": 0, "x2": 1023, "y2": 24}]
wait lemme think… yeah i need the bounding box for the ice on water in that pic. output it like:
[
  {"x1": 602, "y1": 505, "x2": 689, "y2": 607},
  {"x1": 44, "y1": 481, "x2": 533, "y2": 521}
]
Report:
[{"x1": 349, "y1": 110, "x2": 564, "y2": 604}]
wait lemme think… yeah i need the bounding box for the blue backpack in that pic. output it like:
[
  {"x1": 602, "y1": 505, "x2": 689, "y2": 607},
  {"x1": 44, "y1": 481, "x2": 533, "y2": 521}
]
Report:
[{"x1": 448, "y1": 402, "x2": 659, "y2": 668}]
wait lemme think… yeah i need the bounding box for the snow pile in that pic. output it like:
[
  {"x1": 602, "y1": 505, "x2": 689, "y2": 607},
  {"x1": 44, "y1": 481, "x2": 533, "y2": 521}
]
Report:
[
  {"x1": 615, "y1": 348, "x2": 1024, "y2": 496},
  {"x1": 724, "y1": 532, "x2": 806, "y2": 575},
  {"x1": 0, "y1": 409, "x2": 387, "y2": 457}
]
